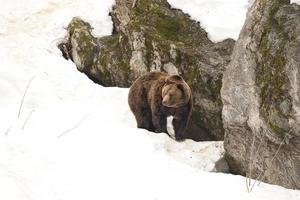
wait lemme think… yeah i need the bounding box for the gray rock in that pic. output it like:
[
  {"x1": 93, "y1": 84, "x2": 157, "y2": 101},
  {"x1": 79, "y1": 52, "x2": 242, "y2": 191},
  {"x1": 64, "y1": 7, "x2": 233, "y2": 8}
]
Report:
[
  {"x1": 59, "y1": 0, "x2": 235, "y2": 141},
  {"x1": 163, "y1": 62, "x2": 178, "y2": 75},
  {"x1": 221, "y1": 0, "x2": 300, "y2": 189}
]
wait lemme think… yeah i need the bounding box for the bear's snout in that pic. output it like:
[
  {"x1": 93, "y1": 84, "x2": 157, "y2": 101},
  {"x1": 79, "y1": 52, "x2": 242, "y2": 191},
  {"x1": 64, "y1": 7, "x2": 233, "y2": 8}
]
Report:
[
  {"x1": 162, "y1": 99, "x2": 167, "y2": 105},
  {"x1": 162, "y1": 95, "x2": 172, "y2": 107}
]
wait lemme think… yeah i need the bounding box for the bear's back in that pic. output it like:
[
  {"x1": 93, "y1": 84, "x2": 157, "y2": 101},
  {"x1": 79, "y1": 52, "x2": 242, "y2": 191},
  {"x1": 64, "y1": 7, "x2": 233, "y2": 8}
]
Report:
[
  {"x1": 139, "y1": 71, "x2": 168, "y2": 82},
  {"x1": 133, "y1": 71, "x2": 167, "y2": 95}
]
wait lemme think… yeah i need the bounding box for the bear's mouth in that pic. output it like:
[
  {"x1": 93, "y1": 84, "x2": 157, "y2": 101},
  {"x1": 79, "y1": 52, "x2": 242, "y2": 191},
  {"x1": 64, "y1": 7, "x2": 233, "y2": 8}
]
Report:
[
  {"x1": 162, "y1": 102, "x2": 181, "y2": 108},
  {"x1": 162, "y1": 101, "x2": 172, "y2": 107},
  {"x1": 162, "y1": 102, "x2": 172, "y2": 107}
]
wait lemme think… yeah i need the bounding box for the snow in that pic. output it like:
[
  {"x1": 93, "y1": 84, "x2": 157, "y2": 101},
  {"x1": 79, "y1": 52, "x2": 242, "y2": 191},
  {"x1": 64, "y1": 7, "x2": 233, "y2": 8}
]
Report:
[
  {"x1": 168, "y1": 0, "x2": 250, "y2": 42},
  {"x1": 0, "y1": 0, "x2": 299, "y2": 200},
  {"x1": 292, "y1": 0, "x2": 300, "y2": 5}
]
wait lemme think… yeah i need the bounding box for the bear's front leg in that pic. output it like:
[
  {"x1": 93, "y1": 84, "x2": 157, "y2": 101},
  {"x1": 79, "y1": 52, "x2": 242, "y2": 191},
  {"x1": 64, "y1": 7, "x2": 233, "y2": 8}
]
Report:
[
  {"x1": 173, "y1": 101, "x2": 192, "y2": 141},
  {"x1": 152, "y1": 113, "x2": 167, "y2": 133},
  {"x1": 173, "y1": 116, "x2": 188, "y2": 141},
  {"x1": 136, "y1": 112, "x2": 155, "y2": 132},
  {"x1": 150, "y1": 100, "x2": 166, "y2": 133}
]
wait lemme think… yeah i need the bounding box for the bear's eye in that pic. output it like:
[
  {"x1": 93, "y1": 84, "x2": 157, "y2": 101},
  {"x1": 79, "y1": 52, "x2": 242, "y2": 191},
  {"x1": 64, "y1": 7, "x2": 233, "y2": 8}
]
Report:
[
  {"x1": 169, "y1": 94, "x2": 175, "y2": 100},
  {"x1": 177, "y1": 84, "x2": 185, "y2": 93}
]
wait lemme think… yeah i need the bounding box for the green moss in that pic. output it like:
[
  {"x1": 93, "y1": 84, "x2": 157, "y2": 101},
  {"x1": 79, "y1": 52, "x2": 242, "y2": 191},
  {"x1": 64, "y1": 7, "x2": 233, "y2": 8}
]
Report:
[
  {"x1": 185, "y1": 66, "x2": 199, "y2": 82},
  {"x1": 93, "y1": 33, "x2": 132, "y2": 87},
  {"x1": 68, "y1": 18, "x2": 92, "y2": 36},
  {"x1": 290, "y1": 32, "x2": 297, "y2": 47},
  {"x1": 130, "y1": 0, "x2": 209, "y2": 47},
  {"x1": 118, "y1": 60, "x2": 131, "y2": 81},
  {"x1": 106, "y1": 35, "x2": 119, "y2": 47},
  {"x1": 256, "y1": 5, "x2": 292, "y2": 136},
  {"x1": 156, "y1": 15, "x2": 181, "y2": 41},
  {"x1": 269, "y1": 121, "x2": 286, "y2": 135},
  {"x1": 66, "y1": 18, "x2": 100, "y2": 72},
  {"x1": 95, "y1": 53, "x2": 113, "y2": 86},
  {"x1": 74, "y1": 32, "x2": 97, "y2": 71},
  {"x1": 144, "y1": 35, "x2": 155, "y2": 69}
]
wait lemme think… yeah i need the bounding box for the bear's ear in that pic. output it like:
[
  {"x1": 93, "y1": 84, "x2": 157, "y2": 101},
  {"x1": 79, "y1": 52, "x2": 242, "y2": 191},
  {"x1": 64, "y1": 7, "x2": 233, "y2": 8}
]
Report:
[
  {"x1": 165, "y1": 78, "x2": 172, "y2": 85},
  {"x1": 169, "y1": 75, "x2": 183, "y2": 82}
]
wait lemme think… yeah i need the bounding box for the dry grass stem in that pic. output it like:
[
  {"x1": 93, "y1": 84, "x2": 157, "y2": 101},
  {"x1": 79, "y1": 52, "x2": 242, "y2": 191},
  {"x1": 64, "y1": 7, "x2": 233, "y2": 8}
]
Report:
[{"x1": 57, "y1": 114, "x2": 89, "y2": 138}]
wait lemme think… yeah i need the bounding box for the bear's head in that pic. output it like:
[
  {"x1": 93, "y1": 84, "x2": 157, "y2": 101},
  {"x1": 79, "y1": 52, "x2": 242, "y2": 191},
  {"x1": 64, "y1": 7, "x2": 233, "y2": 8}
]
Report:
[{"x1": 161, "y1": 75, "x2": 191, "y2": 108}]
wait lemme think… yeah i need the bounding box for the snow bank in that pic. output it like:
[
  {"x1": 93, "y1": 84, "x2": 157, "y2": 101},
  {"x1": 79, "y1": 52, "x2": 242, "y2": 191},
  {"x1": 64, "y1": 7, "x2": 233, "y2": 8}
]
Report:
[
  {"x1": 292, "y1": 0, "x2": 300, "y2": 5},
  {"x1": 167, "y1": 0, "x2": 250, "y2": 42},
  {"x1": 0, "y1": 0, "x2": 299, "y2": 199}
]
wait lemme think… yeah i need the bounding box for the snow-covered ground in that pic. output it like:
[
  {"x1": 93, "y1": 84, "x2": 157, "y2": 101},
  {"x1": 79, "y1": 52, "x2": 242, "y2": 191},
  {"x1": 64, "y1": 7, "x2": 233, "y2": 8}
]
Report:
[{"x1": 0, "y1": 0, "x2": 299, "y2": 199}]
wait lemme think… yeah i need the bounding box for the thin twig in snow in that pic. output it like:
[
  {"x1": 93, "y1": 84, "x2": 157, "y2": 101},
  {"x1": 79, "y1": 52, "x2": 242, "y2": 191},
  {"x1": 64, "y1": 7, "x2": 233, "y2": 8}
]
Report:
[
  {"x1": 247, "y1": 132, "x2": 257, "y2": 192},
  {"x1": 18, "y1": 75, "x2": 37, "y2": 119},
  {"x1": 246, "y1": 177, "x2": 250, "y2": 193},
  {"x1": 57, "y1": 114, "x2": 89, "y2": 138},
  {"x1": 22, "y1": 109, "x2": 35, "y2": 130},
  {"x1": 40, "y1": 48, "x2": 55, "y2": 55},
  {"x1": 249, "y1": 135, "x2": 265, "y2": 192},
  {"x1": 257, "y1": 134, "x2": 288, "y2": 186},
  {"x1": 5, "y1": 126, "x2": 12, "y2": 136}
]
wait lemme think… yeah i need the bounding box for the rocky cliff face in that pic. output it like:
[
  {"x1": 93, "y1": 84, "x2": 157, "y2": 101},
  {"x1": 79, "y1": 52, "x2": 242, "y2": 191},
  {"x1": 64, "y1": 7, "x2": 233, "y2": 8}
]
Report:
[
  {"x1": 221, "y1": 0, "x2": 300, "y2": 189},
  {"x1": 59, "y1": 0, "x2": 235, "y2": 141}
]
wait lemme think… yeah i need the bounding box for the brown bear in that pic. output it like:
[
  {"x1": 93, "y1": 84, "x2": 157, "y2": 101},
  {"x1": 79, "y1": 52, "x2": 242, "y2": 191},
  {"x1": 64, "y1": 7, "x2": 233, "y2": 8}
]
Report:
[{"x1": 128, "y1": 71, "x2": 193, "y2": 141}]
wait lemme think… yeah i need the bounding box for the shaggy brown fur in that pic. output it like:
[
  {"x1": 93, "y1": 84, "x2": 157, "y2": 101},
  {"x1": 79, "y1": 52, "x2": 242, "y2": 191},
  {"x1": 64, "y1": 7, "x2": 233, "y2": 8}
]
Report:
[{"x1": 128, "y1": 71, "x2": 193, "y2": 141}]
